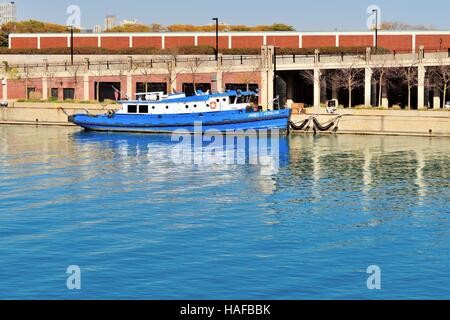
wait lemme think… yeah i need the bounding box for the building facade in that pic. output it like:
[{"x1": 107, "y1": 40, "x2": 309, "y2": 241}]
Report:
[{"x1": 0, "y1": 1, "x2": 16, "y2": 25}]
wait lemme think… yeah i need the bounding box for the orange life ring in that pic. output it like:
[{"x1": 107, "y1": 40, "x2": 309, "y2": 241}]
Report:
[{"x1": 210, "y1": 101, "x2": 217, "y2": 110}]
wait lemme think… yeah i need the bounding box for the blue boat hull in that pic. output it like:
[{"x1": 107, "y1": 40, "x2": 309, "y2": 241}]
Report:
[{"x1": 69, "y1": 109, "x2": 292, "y2": 133}]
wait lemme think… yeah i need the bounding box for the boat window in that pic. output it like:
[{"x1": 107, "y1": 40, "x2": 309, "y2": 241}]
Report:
[
  {"x1": 128, "y1": 105, "x2": 137, "y2": 113},
  {"x1": 166, "y1": 106, "x2": 169, "y2": 109},
  {"x1": 139, "y1": 105, "x2": 149, "y2": 114},
  {"x1": 230, "y1": 96, "x2": 236, "y2": 104},
  {"x1": 185, "y1": 105, "x2": 189, "y2": 109},
  {"x1": 223, "y1": 98, "x2": 227, "y2": 102},
  {"x1": 216, "y1": 99, "x2": 220, "y2": 102},
  {"x1": 194, "y1": 104, "x2": 197, "y2": 108},
  {"x1": 236, "y1": 96, "x2": 246, "y2": 104}
]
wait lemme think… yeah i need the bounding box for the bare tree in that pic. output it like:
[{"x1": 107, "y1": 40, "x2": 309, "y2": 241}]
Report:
[
  {"x1": 91, "y1": 59, "x2": 106, "y2": 102},
  {"x1": 389, "y1": 64, "x2": 418, "y2": 109},
  {"x1": 332, "y1": 66, "x2": 364, "y2": 108},
  {"x1": 242, "y1": 60, "x2": 263, "y2": 92},
  {"x1": 372, "y1": 55, "x2": 393, "y2": 107},
  {"x1": 134, "y1": 61, "x2": 154, "y2": 93},
  {"x1": 185, "y1": 57, "x2": 205, "y2": 93},
  {"x1": 429, "y1": 59, "x2": 450, "y2": 108},
  {"x1": 160, "y1": 51, "x2": 180, "y2": 94}
]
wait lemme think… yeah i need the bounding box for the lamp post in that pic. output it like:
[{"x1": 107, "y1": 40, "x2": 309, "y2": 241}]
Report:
[
  {"x1": 372, "y1": 9, "x2": 378, "y2": 52},
  {"x1": 70, "y1": 26, "x2": 74, "y2": 65},
  {"x1": 212, "y1": 18, "x2": 219, "y2": 61}
]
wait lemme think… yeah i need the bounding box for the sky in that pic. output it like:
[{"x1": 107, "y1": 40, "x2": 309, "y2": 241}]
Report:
[{"x1": 14, "y1": 0, "x2": 450, "y2": 31}]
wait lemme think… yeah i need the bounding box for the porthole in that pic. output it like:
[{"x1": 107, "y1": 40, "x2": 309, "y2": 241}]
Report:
[
  {"x1": 166, "y1": 106, "x2": 169, "y2": 109},
  {"x1": 223, "y1": 98, "x2": 227, "y2": 102},
  {"x1": 185, "y1": 105, "x2": 189, "y2": 109},
  {"x1": 152, "y1": 106, "x2": 155, "y2": 109},
  {"x1": 194, "y1": 105, "x2": 197, "y2": 108},
  {"x1": 216, "y1": 99, "x2": 220, "y2": 102}
]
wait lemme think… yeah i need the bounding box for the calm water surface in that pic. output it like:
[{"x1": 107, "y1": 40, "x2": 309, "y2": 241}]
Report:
[{"x1": 0, "y1": 126, "x2": 449, "y2": 299}]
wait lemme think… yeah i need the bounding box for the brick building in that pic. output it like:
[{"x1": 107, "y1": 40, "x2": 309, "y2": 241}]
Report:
[{"x1": 8, "y1": 30, "x2": 450, "y2": 52}]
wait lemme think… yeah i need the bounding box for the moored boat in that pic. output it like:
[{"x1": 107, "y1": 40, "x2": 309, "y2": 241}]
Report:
[{"x1": 68, "y1": 90, "x2": 292, "y2": 134}]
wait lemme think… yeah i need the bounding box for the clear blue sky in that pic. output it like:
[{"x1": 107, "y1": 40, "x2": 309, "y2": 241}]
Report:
[{"x1": 15, "y1": 0, "x2": 450, "y2": 31}]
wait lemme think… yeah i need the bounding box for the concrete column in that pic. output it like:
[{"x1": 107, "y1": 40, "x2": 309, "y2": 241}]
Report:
[
  {"x1": 261, "y1": 69, "x2": 274, "y2": 111},
  {"x1": 417, "y1": 64, "x2": 426, "y2": 109},
  {"x1": 42, "y1": 76, "x2": 48, "y2": 100},
  {"x1": 260, "y1": 45, "x2": 274, "y2": 110},
  {"x1": 433, "y1": 87, "x2": 441, "y2": 109},
  {"x1": 169, "y1": 60, "x2": 177, "y2": 94},
  {"x1": 83, "y1": 74, "x2": 90, "y2": 101},
  {"x1": 126, "y1": 73, "x2": 133, "y2": 99},
  {"x1": 216, "y1": 69, "x2": 223, "y2": 93},
  {"x1": 365, "y1": 67, "x2": 372, "y2": 107},
  {"x1": 313, "y1": 68, "x2": 321, "y2": 107}
]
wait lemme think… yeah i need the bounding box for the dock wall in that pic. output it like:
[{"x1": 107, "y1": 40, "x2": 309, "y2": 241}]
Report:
[{"x1": 1, "y1": 104, "x2": 449, "y2": 137}]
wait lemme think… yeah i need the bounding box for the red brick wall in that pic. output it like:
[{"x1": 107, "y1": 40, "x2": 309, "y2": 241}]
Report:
[
  {"x1": 40, "y1": 37, "x2": 68, "y2": 49},
  {"x1": 48, "y1": 77, "x2": 85, "y2": 100},
  {"x1": 7, "y1": 78, "x2": 43, "y2": 99},
  {"x1": 74, "y1": 37, "x2": 98, "y2": 48},
  {"x1": 132, "y1": 36, "x2": 163, "y2": 48},
  {"x1": 10, "y1": 37, "x2": 38, "y2": 49},
  {"x1": 222, "y1": 72, "x2": 262, "y2": 87},
  {"x1": 416, "y1": 35, "x2": 450, "y2": 51},
  {"x1": 339, "y1": 35, "x2": 373, "y2": 47},
  {"x1": 197, "y1": 36, "x2": 229, "y2": 49},
  {"x1": 302, "y1": 35, "x2": 336, "y2": 48},
  {"x1": 379, "y1": 35, "x2": 412, "y2": 52},
  {"x1": 267, "y1": 36, "x2": 299, "y2": 48},
  {"x1": 100, "y1": 37, "x2": 130, "y2": 49},
  {"x1": 231, "y1": 36, "x2": 264, "y2": 48},
  {"x1": 165, "y1": 36, "x2": 195, "y2": 48}
]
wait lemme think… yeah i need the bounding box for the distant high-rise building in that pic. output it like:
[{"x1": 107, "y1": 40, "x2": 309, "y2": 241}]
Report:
[
  {"x1": 104, "y1": 15, "x2": 117, "y2": 31},
  {"x1": 0, "y1": 2, "x2": 17, "y2": 25},
  {"x1": 93, "y1": 24, "x2": 102, "y2": 33}
]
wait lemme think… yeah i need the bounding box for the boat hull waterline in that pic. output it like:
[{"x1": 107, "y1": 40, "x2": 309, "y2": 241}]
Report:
[{"x1": 69, "y1": 109, "x2": 292, "y2": 133}]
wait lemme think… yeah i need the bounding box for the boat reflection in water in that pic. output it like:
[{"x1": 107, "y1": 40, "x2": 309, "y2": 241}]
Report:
[{"x1": 71, "y1": 129, "x2": 290, "y2": 195}]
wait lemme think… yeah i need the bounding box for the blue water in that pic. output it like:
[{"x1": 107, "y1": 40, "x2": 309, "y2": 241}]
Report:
[{"x1": 0, "y1": 125, "x2": 449, "y2": 300}]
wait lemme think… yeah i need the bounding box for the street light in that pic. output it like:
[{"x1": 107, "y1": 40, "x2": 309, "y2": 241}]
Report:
[
  {"x1": 372, "y1": 9, "x2": 378, "y2": 52},
  {"x1": 212, "y1": 18, "x2": 219, "y2": 61},
  {"x1": 67, "y1": 25, "x2": 75, "y2": 65}
]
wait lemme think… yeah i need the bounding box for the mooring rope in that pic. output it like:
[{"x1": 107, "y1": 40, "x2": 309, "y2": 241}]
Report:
[{"x1": 290, "y1": 115, "x2": 343, "y2": 133}]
